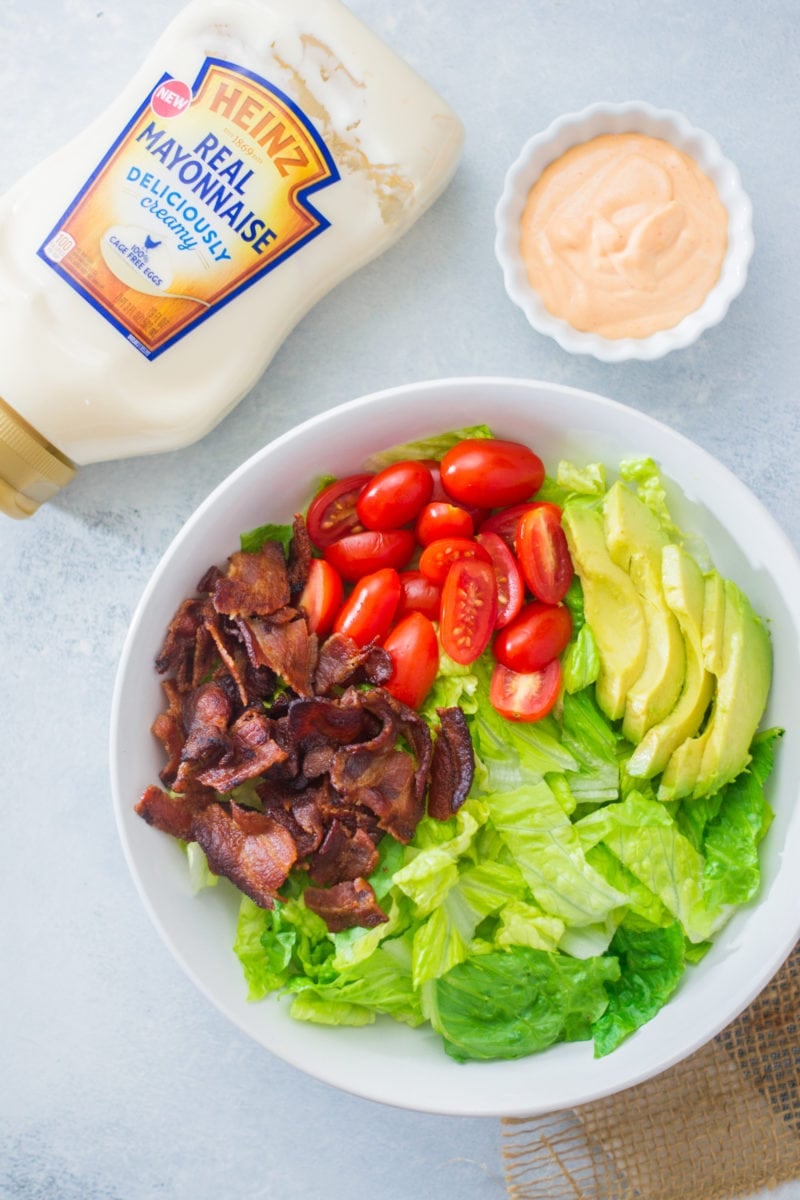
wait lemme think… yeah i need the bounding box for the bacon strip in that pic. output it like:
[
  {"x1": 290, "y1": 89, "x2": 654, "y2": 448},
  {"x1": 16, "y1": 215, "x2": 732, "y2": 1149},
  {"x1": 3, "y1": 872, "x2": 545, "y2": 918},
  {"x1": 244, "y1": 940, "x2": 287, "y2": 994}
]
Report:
[
  {"x1": 212, "y1": 542, "x2": 290, "y2": 618},
  {"x1": 428, "y1": 707, "x2": 475, "y2": 820},
  {"x1": 303, "y1": 878, "x2": 388, "y2": 932},
  {"x1": 191, "y1": 803, "x2": 297, "y2": 908}
]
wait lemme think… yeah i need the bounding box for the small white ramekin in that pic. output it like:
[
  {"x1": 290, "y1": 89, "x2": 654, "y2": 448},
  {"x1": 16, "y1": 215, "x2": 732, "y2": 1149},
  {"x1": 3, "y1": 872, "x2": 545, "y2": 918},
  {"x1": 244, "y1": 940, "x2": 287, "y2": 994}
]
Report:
[{"x1": 494, "y1": 101, "x2": 754, "y2": 362}]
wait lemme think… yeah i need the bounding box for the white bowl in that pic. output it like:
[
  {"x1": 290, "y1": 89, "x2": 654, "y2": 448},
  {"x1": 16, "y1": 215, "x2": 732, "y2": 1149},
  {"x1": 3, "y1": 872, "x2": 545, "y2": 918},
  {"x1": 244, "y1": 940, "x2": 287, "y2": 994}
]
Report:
[
  {"x1": 110, "y1": 377, "x2": 800, "y2": 1116},
  {"x1": 495, "y1": 102, "x2": 754, "y2": 361}
]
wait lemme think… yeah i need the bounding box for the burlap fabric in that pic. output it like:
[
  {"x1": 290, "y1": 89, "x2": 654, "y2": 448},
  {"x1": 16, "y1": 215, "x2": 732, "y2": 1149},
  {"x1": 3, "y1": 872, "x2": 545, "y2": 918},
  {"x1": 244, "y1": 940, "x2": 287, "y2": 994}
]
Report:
[{"x1": 502, "y1": 940, "x2": 800, "y2": 1199}]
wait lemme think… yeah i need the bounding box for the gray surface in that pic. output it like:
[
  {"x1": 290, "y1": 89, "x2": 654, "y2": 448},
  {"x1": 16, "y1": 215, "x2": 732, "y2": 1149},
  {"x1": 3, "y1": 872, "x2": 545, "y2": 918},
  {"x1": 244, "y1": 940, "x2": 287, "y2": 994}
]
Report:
[{"x1": 1, "y1": 2, "x2": 798, "y2": 1197}]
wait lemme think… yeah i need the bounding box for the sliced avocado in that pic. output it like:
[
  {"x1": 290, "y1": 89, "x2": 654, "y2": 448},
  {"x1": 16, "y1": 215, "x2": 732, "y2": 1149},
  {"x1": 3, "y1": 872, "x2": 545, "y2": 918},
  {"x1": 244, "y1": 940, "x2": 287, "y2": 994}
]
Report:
[
  {"x1": 602, "y1": 483, "x2": 686, "y2": 743},
  {"x1": 627, "y1": 544, "x2": 713, "y2": 781},
  {"x1": 562, "y1": 504, "x2": 647, "y2": 721},
  {"x1": 662, "y1": 578, "x2": 771, "y2": 800},
  {"x1": 701, "y1": 571, "x2": 727, "y2": 675}
]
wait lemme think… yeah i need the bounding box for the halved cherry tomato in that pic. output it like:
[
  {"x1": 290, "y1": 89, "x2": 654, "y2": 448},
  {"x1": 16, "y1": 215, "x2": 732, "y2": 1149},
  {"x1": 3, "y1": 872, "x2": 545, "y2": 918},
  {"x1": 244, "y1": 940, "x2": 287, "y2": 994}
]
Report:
[
  {"x1": 396, "y1": 571, "x2": 442, "y2": 621},
  {"x1": 440, "y1": 439, "x2": 545, "y2": 509},
  {"x1": 478, "y1": 501, "x2": 559, "y2": 549},
  {"x1": 489, "y1": 659, "x2": 562, "y2": 722},
  {"x1": 298, "y1": 558, "x2": 344, "y2": 637},
  {"x1": 306, "y1": 473, "x2": 373, "y2": 549},
  {"x1": 422, "y1": 460, "x2": 489, "y2": 527},
  {"x1": 356, "y1": 460, "x2": 433, "y2": 531},
  {"x1": 493, "y1": 601, "x2": 572, "y2": 673},
  {"x1": 516, "y1": 504, "x2": 574, "y2": 604},
  {"x1": 415, "y1": 501, "x2": 474, "y2": 546},
  {"x1": 476, "y1": 531, "x2": 524, "y2": 629},
  {"x1": 383, "y1": 612, "x2": 440, "y2": 709},
  {"x1": 439, "y1": 558, "x2": 498, "y2": 665},
  {"x1": 333, "y1": 568, "x2": 401, "y2": 647},
  {"x1": 324, "y1": 530, "x2": 415, "y2": 582},
  {"x1": 418, "y1": 536, "x2": 492, "y2": 586}
]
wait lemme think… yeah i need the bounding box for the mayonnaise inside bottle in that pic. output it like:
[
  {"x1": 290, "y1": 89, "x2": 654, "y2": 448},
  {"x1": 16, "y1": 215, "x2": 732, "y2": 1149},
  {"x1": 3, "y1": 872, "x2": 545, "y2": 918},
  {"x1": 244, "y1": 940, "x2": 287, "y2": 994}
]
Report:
[{"x1": 0, "y1": 0, "x2": 464, "y2": 518}]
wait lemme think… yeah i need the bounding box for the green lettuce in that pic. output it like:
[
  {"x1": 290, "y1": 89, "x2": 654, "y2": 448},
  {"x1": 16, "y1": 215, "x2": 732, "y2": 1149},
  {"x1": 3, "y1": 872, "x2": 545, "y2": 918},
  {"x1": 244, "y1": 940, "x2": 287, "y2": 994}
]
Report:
[{"x1": 592, "y1": 922, "x2": 686, "y2": 1056}]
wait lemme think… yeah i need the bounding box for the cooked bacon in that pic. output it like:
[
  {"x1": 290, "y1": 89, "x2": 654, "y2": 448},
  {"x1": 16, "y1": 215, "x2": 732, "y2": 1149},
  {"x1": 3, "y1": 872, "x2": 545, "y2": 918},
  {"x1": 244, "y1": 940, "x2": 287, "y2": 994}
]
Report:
[
  {"x1": 287, "y1": 695, "x2": 376, "y2": 746},
  {"x1": 308, "y1": 819, "x2": 380, "y2": 886},
  {"x1": 194, "y1": 707, "x2": 288, "y2": 791},
  {"x1": 212, "y1": 542, "x2": 290, "y2": 618},
  {"x1": 428, "y1": 707, "x2": 475, "y2": 820},
  {"x1": 287, "y1": 513, "x2": 313, "y2": 596},
  {"x1": 155, "y1": 597, "x2": 216, "y2": 692},
  {"x1": 314, "y1": 632, "x2": 393, "y2": 695},
  {"x1": 203, "y1": 610, "x2": 252, "y2": 707},
  {"x1": 303, "y1": 878, "x2": 388, "y2": 932},
  {"x1": 135, "y1": 784, "x2": 213, "y2": 841},
  {"x1": 180, "y1": 680, "x2": 233, "y2": 768},
  {"x1": 197, "y1": 564, "x2": 224, "y2": 595},
  {"x1": 152, "y1": 678, "x2": 185, "y2": 789},
  {"x1": 236, "y1": 614, "x2": 317, "y2": 696},
  {"x1": 191, "y1": 802, "x2": 297, "y2": 907}
]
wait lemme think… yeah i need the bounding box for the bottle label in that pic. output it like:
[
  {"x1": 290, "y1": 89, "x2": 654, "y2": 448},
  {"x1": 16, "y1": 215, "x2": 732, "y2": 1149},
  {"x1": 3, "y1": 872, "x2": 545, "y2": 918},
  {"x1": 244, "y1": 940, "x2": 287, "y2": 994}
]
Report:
[{"x1": 38, "y1": 59, "x2": 340, "y2": 358}]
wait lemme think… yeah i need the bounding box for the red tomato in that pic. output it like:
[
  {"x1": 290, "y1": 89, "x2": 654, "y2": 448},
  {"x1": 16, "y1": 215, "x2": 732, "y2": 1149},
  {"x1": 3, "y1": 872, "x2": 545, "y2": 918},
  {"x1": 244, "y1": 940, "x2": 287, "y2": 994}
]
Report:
[
  {"x1": 383, "y1": 613, "x2": 440, "y2": 709},
  {"x1": 479, "y1": 501, "x2": 561, "y2": 549},
  {"x1": 415, "y1": 501, "x2": 474, "y2": 546},
  {"x1": 418, "y1": 536, "x2": 492, "y2": 586},
  {"x1": 439, "y1": 559, "x2": 498, "y2": 665},
  {"x1": 489, "y1": 660, "x2": 562, "y2": 722},
  {"x1": 516, "y1": 504, "x2": 574, "y2": 604},
  {"x1": 493, "y1": 601, "x2": 572, "y2": 673},
  {"x1": 476, "y1": 531, "x2": 525, "y2": 629},
  {"x1": 333, "y1": 568, "x2": 401, "y2": 647},
  {"x1": 440, "y1": 439, "x2": 545, "y2": 509},
  {"x1": 324, "y1": 530, "x2": 415, "y2": 582},
  {"x1": 356, "y1": 460, "x2": 433, "y2": 531},
  {"x1": 306, "y1": 473, "x2": 373, "y2": 549},
  {"x1": 298, "y1": 558, "x2": 344, "y2": 637},
  {"x1": 396, "y1": 571, "x2": 442, "y2": 621},
  {"x1": 422, "y1": 460, "x2": 489, "y2": 527}
]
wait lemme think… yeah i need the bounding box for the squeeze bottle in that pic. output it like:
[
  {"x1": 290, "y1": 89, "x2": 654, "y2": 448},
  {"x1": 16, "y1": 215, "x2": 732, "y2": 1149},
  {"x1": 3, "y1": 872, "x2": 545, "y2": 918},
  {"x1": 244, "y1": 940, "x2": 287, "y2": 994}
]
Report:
[{"x1": 0, "y1": 0, "x2": 463, "y2": 517}]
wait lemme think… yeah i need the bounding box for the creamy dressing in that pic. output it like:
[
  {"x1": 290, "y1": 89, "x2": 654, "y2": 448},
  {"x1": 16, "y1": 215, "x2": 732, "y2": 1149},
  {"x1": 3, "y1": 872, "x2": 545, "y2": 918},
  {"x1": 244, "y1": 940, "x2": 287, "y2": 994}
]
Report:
[
  {"x1": 0, "y1": 0, "x2": 463, "y2": 515},
  {"x1": 519, "y1": 133, "x2": 728, "y2": 340}
]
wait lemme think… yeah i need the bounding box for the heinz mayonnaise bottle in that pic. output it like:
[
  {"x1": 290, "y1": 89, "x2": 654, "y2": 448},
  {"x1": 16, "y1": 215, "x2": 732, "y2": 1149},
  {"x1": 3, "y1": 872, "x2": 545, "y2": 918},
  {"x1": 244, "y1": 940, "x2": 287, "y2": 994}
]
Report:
[{"x1": 0, "y1": 0, "x2": 463, "y2": 517}]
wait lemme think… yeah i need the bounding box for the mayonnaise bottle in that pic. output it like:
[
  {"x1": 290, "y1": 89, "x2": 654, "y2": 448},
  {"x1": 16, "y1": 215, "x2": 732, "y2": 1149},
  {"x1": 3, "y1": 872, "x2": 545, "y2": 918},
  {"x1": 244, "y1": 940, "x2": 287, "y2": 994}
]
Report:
[{"x1": 0, "y1": 0, "x2": 463, "y2": 518}]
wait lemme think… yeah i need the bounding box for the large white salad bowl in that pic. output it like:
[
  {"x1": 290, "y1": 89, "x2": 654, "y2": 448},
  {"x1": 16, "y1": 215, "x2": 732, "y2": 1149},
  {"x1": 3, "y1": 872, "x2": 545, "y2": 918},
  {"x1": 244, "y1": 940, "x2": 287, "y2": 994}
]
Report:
[{"x1": 110, "y1": 377, "x2": 800, "y2": 1116}]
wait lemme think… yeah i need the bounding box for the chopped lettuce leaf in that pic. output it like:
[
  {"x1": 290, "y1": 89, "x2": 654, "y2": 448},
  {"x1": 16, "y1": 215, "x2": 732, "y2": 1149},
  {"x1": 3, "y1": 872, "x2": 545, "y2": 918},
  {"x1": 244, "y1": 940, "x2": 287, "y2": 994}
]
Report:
[
  {"x1": 563, "y1": 624, "x2": 601, "y2": 694},
  {"x1": 184, "y1": 841, "x2": 219, "y2": 893},
  {"x1": 592, "y1": 922, "x2": 686, "y2": 1056},
  {"x1": 239, "y1": 522, "x2": 294, "y2": 555},
  {"x1": 363, "y1": 425, "x2": 493, "y2": 470},
  {"x1": 432, "y1": 946, "x2": 620, "y2": 1062},
  {"x1": 497, "y1": 900, "x2": 565, "y2": 952},
  {"x1": 557, "y1": 460, "x2": 607, "y2": 497},
  {"x1": 288, "y1": 945, "x2": 423, "y2": 1027}
]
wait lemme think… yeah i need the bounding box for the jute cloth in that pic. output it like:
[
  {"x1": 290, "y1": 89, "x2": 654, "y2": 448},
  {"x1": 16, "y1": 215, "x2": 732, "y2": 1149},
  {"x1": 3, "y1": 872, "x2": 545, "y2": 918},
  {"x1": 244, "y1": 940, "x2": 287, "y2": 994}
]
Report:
[{"x1": 502, "y1": 940, "x2": 800, "y2": 1200}]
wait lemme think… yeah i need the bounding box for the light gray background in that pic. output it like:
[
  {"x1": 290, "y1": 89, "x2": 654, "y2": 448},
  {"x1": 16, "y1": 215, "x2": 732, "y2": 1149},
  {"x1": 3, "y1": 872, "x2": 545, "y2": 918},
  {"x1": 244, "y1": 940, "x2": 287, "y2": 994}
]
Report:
[{"x1": 2, "y1": 2, "x2": 798, "y2": 1198}]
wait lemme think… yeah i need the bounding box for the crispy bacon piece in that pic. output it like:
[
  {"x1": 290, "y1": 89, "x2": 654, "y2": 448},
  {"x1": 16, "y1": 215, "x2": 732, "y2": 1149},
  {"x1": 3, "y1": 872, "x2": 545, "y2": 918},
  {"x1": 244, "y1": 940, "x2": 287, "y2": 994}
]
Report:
[
  {"x1": 155, "y1": 597, "x2": 216, "y2": 693},
  {"x1": 287, "y1": 513, "x2": 313, "y2": 596},
  {"x1": 308, "y1": 819, "x2": 380, "y2": 886},
  {"x1": 236, "y1": 615, "x2": 317, "y2": 697},
  {"x1": 191, "y1": 802, "x2": 297, "y2": 908},
  {"x1": 135, "y1": 784, "x2": 213, "y2": 841},
  {"x1": 303, "y1": 878, "x2": 388, "y2": 932},
  {"x1": 180, "y1": 680, "x2": 234, "y2": 766},
  {"x1": 194, "y1": 707, "x2": 288, "y2": 791},
  {"x1": 212, "y1": 542, "x2": 290, "y2": 618},
  {"x1": 428, "y1": 707, "x2": 475, "y2": 821},
  {"x1": 152, "y1": 678, "x2": 186, "y2": 789},
  {"x1": 314, "y1": 632, "x2": 393, "y2": 695}
]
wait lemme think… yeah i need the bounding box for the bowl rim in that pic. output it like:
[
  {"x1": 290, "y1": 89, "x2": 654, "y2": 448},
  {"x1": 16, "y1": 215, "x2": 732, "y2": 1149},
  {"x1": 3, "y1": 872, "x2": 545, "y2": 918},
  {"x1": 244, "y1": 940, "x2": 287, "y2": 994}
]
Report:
[
  {"x1": 494, "y1": 100, "x2": 754, "y2": 362},
  {"x1": 110, "y1": 375, "x2": 800, "y2": 1116}
]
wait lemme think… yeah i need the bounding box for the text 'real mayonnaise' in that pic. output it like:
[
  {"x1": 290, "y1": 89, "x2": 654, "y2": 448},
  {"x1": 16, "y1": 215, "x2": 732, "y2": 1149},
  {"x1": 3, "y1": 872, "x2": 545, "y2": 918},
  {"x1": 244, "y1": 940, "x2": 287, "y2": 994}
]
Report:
[
  {"x1": 519, "y1": 133, "x2": 728, "y2": 341},
  {"x1": 0, "y1": 0, "x2": 463, "y2": 518}
]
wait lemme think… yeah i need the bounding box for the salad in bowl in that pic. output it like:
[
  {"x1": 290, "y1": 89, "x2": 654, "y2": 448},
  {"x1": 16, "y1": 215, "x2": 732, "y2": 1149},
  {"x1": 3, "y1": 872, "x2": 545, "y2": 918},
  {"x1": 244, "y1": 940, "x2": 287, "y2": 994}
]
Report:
[{"x1": 111, "y1": 378, "x2": 800, "y2": 1115}]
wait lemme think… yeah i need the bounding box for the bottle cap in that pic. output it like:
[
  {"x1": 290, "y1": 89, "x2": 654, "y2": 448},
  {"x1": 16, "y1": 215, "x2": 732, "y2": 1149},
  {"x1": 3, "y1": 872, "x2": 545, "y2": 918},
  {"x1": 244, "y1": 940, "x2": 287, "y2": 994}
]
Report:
[{"x1": 0, "y1": 397, "x2": 76, "y2": 519}]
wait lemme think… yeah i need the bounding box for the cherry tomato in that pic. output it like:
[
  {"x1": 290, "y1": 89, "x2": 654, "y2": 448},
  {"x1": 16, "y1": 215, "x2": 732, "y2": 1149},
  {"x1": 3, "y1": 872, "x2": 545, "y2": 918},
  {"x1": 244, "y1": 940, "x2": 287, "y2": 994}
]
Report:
[
  {"x1": 489, "y1": 660, "x2": 562, "y2": 722},
  {"x1": 356, "y1": 460, "x2": 433, "y2": 531},
  {"x1": 493, "y1": 601, "x2": 572, "y2": 673},
  {"x1": 383, "y1": 613, "x2": 440, "y2": 709},
  {"x1": 324, "y1": 530, "x2": 415, "y2": 582},
  {"x1": 333, "y1": 568, "x2": 401, "y2": 647},
  {"x1": 415, "y1": 501, "x2": 474, "y2": 546},
  {"x1": 306, "y1": 473, "x2": 373, "y2": 549},
  {"x1": 478, "y1": 501, "x2": 560, "y2": 549},
  {"x1": 516, "y1": 504, "x2": 574, "y2": 604},
  {"x1": 440, "y1": 439, "x2": 545, "y2": 509},
  {"x1": 439, "y1": 558, "x2": 498, "y2": 665},
  {"x1": 418, "y1": 536, "x2": 492, "y2": 586},
  {"x1": 396, "y1": 571, "x2": 442, "y2": 621},
  {"x1": 298, "y1": 558, "x2": 344, "y2": 637},
  {"x1": 476, "y1": 531, "x2": 525, "y2": 629},
  {"x1": 422, "y1": 460, "x2": 489, "y2": 527}
]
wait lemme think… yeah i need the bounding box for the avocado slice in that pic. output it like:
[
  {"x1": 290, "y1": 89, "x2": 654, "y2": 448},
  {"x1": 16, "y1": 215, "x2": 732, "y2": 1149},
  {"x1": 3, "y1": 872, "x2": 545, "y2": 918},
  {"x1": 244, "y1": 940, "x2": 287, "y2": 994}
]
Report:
[
  {"x1": 661, "y1": 577, "x2": 771, "y2": 800},
  {"x1": 562, "y1": 504, "x2": 647, "y2": 720},
  {"x1": 701, "y1": 570, "x2": 727, "y2": 676},
  {"x1": 603, "y1": 483, "x2": 686, "y2": 742},
  {"x1": 627, "y1": 544, "x2": 713, "y2": 780}
]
